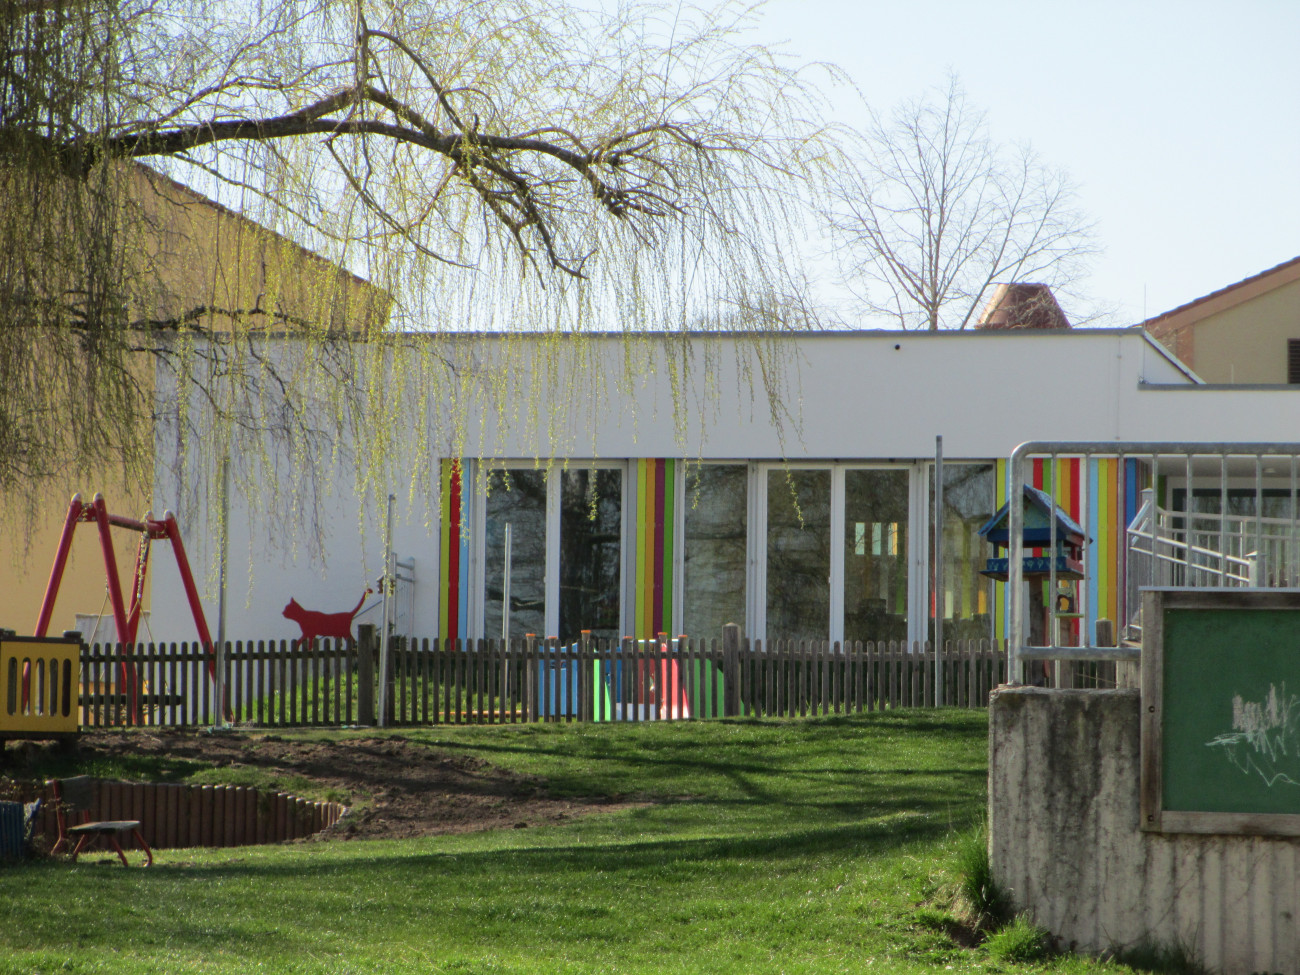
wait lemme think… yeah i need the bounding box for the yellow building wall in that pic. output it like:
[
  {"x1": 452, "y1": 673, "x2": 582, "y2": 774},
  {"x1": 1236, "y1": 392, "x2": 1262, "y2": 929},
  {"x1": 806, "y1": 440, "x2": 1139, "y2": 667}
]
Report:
[
  {"x1": 128, "y1": 166, "x2": 389, "y2": 335},
  {"x1": 0, "y1": 479, "x2": 148, "y2": 638},
  {"x1": 1187, "y1": 276, "x2": 1300, "y2": 384},
  {"x1": 0, "y1": 165, "x2": 388, "y2": 638}
]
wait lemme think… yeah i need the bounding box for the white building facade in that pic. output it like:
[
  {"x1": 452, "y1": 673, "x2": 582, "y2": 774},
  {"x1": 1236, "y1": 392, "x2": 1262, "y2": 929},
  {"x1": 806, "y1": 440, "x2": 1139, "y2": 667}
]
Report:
[{"x1": 149, "y1": 328, "x2": 1300, "y2": 650}]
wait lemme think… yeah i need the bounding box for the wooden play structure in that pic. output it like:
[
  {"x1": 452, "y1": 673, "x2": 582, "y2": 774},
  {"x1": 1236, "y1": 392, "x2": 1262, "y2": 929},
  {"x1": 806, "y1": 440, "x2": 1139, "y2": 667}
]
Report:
[
  {"x1": 0, "y1": 636, "x2": 80, "y2": 740},
  {"x1": 13, "y1": 493, "x2": 217, "y2": 727}
]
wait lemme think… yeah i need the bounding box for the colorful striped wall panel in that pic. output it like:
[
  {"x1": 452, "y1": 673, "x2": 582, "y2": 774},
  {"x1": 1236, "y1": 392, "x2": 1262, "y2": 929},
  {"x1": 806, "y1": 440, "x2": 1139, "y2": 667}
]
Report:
[{"x1": 631, "y1": 459, "x2": 676, "y2": 639}]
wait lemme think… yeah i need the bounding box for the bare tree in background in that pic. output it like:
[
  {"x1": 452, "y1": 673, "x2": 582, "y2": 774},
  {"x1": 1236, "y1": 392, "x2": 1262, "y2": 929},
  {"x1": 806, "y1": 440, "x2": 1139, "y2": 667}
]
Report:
[
  {"x1": 829, "y1": 76, "x2": 1094, "y2": 331},
  {"x1": 0, "y1": 0, "x2": 831, "y2": 535}
]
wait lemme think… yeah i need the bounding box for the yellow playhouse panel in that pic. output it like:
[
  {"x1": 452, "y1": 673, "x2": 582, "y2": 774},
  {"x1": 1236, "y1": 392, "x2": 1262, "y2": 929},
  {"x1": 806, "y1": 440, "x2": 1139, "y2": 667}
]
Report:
[{"x1": 0, "y1": 638, "x2": 80, "y2": 734}]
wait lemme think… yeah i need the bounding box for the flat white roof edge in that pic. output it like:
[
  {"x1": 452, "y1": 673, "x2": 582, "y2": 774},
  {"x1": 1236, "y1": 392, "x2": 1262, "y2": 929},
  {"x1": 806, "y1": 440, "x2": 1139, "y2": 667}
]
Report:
[
  {"x1": 1136, "y1": 329, "x2": 1204, "y2": 384},
  {"x1": 1138, "y1": 382, "x2": 1300, "y2": 392}
]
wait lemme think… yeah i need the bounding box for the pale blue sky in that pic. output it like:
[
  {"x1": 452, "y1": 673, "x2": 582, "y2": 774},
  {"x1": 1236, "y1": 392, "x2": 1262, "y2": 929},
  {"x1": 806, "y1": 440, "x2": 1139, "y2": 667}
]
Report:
[{"x1": 752, "y1": 0, "x2": 1300, "y2": 326}]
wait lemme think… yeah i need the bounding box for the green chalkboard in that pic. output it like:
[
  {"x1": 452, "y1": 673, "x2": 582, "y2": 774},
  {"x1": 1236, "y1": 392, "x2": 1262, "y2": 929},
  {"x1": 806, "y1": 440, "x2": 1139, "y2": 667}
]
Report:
[{"x1": 1141, "y1": 588, "x2": 1300, "y2": 835}]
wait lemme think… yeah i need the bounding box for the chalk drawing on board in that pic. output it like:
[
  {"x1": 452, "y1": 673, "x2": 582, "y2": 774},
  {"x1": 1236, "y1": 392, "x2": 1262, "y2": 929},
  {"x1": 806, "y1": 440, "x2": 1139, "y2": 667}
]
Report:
[{"x1": 1206, "y1": 684, "x2": 1300, "y2": 788}]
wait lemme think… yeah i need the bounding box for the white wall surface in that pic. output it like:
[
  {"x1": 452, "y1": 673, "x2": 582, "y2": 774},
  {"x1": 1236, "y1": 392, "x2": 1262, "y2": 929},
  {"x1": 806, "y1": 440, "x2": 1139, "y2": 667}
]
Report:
[
  {"x1": 436, "y1": 328, "x2": 1212, "y2": 461},
  {"x1": 149, "y1": 328, "x2": 1300, "y2": 645}
]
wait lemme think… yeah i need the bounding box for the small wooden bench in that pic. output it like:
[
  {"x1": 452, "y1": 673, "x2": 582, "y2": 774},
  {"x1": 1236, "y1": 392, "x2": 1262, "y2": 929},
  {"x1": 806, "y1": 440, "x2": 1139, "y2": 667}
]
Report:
[{"x1": 49, "y1": 776, "x2": 153, "y2": 867}]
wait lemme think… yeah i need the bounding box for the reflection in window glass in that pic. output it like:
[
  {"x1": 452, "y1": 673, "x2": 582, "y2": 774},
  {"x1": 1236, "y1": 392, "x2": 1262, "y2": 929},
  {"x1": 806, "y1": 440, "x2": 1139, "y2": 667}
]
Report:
[
  {"x1": 560, "y1": 468, "x2": 623, "y2": 642},
  {"x1": 766, "y1": 469, "x2": 831, "y2": 643},
  {"x1": 1176, "y1": 488, "x2": 1297, "y2": 519},
  {"x1": 930, "y1": 464, "x2": 996, "y2": 643},
  {"x1": 683, "y1": 465, "x2": 748, "y2": 639},
  {"x1": 1174, "y1": 488, "x2": 1297, "y2": 586},
  {"x1": 484, "y1": 469, "x2": 547, "y2": 642},
  {"x1": 844, "y1": 469, "x2": 909, "y2": 645}
]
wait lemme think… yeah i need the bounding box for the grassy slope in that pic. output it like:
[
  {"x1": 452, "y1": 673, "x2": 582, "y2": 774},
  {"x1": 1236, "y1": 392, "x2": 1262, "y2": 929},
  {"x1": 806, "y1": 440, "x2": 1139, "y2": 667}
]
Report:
[{"x1": 1, "y1": 713, "x2": 1125, "y2": 975}]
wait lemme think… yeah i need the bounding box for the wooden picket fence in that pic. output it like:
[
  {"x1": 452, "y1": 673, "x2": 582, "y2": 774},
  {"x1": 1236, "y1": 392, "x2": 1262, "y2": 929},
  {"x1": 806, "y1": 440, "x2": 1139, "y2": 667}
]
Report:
[{"x1": 72, "y1": 631, "x2": 1023, "y2": 729}]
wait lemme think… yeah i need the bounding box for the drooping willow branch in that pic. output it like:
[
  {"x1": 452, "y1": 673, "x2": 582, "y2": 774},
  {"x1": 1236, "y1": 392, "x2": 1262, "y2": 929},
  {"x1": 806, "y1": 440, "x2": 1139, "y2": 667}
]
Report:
[{"x1": 24, "y1": 81, "x2": 705, "y2": 278}]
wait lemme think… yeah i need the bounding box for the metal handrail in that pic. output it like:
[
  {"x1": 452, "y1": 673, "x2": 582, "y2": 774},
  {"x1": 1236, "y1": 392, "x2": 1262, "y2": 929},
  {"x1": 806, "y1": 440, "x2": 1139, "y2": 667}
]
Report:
[{"x1": 1008, "y1": 442, "x2": 1300, "y2": 682}]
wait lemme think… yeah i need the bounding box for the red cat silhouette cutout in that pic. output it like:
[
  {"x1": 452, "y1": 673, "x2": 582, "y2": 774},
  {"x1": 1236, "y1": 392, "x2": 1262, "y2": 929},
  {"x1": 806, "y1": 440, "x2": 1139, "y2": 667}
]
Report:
[{"x1": 283, "y1": 589, "x2": 372, "y2": 650}]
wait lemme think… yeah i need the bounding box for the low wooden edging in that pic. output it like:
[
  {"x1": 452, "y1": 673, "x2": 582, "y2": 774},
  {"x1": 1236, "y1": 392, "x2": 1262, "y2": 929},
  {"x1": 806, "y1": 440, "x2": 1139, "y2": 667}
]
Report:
[{"x1": 34, "y1": 779, "x2": 347, "y2": 851}]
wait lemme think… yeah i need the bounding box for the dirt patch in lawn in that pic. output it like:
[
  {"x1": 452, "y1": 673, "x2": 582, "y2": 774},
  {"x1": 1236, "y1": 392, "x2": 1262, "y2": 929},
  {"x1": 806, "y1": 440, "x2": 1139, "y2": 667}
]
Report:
[{"x1": 2, "y1": 730, "x2": 645, "y2": 841}]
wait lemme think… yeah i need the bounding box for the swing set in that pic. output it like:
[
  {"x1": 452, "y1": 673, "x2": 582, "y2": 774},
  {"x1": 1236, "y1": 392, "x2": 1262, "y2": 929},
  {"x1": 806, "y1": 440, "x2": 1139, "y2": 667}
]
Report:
[{"x1": 33, "y1": 493, "x2": 217, "y2": 717}]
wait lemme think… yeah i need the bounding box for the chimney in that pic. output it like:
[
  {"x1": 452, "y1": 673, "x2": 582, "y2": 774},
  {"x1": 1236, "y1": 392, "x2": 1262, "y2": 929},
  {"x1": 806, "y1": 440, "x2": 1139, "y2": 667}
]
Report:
[{"x1": 974, "y1": 283, "x2": 1071, "y2": 330}]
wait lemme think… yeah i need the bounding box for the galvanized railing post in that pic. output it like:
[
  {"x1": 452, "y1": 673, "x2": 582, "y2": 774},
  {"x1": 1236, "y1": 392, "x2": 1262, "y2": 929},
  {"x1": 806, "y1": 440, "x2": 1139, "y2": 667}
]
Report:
[
  {"x1": 1008, "y1": 445, "x2": 1026, "y2": 685},
  {"x1": 934, "y1": 435, "x2": 945, "y2": 705}
]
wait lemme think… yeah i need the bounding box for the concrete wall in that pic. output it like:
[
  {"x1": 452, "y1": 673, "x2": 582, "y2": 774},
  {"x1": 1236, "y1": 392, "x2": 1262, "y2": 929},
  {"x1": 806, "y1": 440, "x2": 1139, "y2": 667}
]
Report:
[
  {"x1": 429, "y1": 328, "x2": 1208, "y2": 461},
  {"x1": 989, "y1": 687, "x2": 1300, "y2": 973},
  {"x1": 128, "y1": 165, "x2": 389, "y2": 334}
]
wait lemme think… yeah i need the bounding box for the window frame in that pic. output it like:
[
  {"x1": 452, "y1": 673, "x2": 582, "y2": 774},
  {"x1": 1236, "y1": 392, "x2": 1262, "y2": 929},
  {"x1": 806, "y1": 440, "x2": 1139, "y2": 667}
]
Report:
[{"x1": 470, "y1": 460, "x2": 627, "y2": 641}]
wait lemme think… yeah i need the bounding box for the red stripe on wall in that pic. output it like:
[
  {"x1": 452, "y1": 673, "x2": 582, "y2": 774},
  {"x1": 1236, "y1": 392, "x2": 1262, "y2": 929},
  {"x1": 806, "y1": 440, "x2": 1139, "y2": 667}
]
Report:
[
  {"x1": 653, "y1": 458, "x2": 666, "y2": 634},
  {"x1": 1069, "y1": 458, "x2": 1081, "y2": 520}
]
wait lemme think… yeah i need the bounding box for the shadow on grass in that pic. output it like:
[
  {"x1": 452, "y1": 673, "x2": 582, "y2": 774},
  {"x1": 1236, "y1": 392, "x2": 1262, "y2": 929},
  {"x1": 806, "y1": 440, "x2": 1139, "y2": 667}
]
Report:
[
  {"x1": 3, "y1": 747, "x2": 212, "y2": 785},
  {"x1": 1, "y1": 712, "x2": 991, "y2": 962},
  {"x1": 411, "y1": 707, "x2": 983, "y2": 759},
  {"x1": 7, "y1": 806, "x2": 972, "y2": 887}
]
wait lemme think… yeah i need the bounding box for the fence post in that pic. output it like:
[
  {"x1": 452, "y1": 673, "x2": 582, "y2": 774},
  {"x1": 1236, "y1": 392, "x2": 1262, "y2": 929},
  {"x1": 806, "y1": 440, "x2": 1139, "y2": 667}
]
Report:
[
  {"x1": 357, "y1": 624, "x2": 376, "y2": 726},
  {"x1": 722, "y1": 623, "x2": 740, "y2": 717},
  {"x1": 524, "y1": 634, "x2": 536, "y2": 723},
  {"x1": 578, "y1": 631, "x2": 591, "y2": 722},
  {"x1": 384, "y1": 636, "x2": 398, "y2": 725}
]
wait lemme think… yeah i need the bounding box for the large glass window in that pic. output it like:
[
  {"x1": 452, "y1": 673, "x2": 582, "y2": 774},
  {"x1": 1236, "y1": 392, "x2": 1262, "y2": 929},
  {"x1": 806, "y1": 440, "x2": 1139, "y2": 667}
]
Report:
[
  {"x1": 930, "y1": 464, "x2": 996, "y2": 643},
  {"x1": 844, "y1": 469, "x2": 910, "y2": 645},
  {"x1": 483, "y1": 469, "x2": 547, "y2": 642},
  {"x1": 560, "y1": 468, "x2": 623, "y2": 642},
  {"x1": 683, "y1": 465, "x2": 748, "y2": 639},
  {"x1": 766, "y1": 468, "x2": 831, "y2": 643}
]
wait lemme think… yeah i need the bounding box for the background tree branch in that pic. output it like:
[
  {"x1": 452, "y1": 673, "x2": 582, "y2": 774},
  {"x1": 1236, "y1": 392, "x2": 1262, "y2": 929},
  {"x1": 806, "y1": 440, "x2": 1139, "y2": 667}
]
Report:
[{"x1": 827, "y1": 75, "x2": 1094, "y2": 331}]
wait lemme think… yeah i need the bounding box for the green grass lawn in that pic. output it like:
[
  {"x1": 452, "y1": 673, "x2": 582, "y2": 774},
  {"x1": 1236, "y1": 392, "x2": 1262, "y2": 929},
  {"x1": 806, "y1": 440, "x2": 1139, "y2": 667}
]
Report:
[{"x1": 2, "y1": 713, "x2": 1141, "y2": 974}]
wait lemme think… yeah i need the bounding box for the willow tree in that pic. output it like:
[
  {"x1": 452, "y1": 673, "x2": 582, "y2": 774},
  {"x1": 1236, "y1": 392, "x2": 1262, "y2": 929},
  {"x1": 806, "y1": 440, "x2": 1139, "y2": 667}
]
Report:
[{"x1": 0, "y1": 0, "x2": 830, "y2": 546}]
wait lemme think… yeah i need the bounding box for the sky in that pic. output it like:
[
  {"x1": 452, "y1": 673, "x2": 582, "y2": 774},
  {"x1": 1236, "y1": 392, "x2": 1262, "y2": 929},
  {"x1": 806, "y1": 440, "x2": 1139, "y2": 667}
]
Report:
[{"x1": 748, "y1": 0, "x2": 1300, "y2": 327}]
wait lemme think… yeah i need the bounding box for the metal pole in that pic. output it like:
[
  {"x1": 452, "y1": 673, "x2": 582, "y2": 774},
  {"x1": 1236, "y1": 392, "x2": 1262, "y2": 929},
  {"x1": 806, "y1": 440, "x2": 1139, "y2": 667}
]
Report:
[
  {"x1": 34, "y1": 494, "x2": 84, "y2": 637},
  {"x1": 378, "y1": 493, "x2": 395, "y2": 727},
  {"x1": 217, "y1": 458, "x2": 229, "y2": 652},
  {"x1": 933, "y1": 436, "x2": 944, "y2": 707},
  {"x1": 214, "y1": 458, "x2": 230, "y2": 728},
  {"x1": 1048, "y1": 454, "x2": 1059, "y2": 687},
  {"x1": 502, "y1": 522, "x2": 513, "y2": 703},
  {"x1": 214, "y1": 640, "x2": 227, "y2": 730},
  {"x1": 502, "y1": 523, "x2": 513, "y2": 645},
  {"x1": 1009, "y1": 447, "x2": 1025, "y2": 685}
]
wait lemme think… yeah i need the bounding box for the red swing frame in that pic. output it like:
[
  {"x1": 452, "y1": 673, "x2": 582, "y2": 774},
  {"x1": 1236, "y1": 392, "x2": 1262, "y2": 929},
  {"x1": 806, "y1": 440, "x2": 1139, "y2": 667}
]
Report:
[{"x1": 33, "y1": 493, "x2": 216, "y2": 717}]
